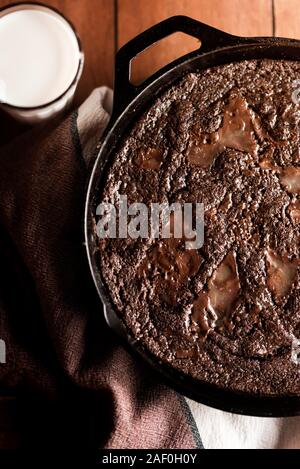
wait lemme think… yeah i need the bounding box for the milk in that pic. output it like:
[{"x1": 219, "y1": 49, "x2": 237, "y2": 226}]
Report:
[{"x1": 0, "y1": 8, "x2": 81, "y2": 108}]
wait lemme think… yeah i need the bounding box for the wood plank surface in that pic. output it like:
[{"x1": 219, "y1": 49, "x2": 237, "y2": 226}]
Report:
[
  {"x1": 274, "y1": 0, "x2": 300, "y2": 38},
  {"x1": 48, "y1": 0, "x2": 115, "y2": 102},
  {"x1": 117, "y1": 0, "x2": 273, "y2": 84}
]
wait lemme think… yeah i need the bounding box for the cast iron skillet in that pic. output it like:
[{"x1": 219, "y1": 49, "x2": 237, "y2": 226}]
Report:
[{"x1": 85, "y1": 15, "x2": 300, "y2": 417}]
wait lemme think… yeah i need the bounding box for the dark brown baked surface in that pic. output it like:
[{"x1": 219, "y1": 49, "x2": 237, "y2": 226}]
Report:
[{"x1": 97, "y1": 59, "x2": 300, "y2": 396}]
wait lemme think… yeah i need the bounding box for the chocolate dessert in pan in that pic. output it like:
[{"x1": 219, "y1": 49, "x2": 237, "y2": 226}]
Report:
[{"x1": 85, "y1": 16, "x2": 300, "y2": 416}]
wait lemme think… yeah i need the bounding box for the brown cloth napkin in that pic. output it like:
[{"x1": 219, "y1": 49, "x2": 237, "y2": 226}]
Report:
[{"x1": 0, "y1": 89, "x2": 201, "y2": 450}]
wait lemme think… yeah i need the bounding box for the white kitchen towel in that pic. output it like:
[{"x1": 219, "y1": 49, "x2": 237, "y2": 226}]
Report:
[{"x1": 77, "y1": 86, "x2": 300, "y2": 450}]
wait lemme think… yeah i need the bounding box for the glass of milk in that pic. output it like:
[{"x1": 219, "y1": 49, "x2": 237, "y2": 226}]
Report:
[{"x1": 0, "y1": 2, "x2": 84, "y2": 123}]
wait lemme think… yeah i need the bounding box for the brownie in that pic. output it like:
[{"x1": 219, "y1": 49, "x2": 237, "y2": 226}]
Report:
[{"x1": 97, "y1": 60, "x2": 300, "y2": 396}]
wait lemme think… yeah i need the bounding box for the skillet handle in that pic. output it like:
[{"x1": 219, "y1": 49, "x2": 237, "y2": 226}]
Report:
[{"x1": 112, "y1": 15, "x2": 237, "y2": 119}]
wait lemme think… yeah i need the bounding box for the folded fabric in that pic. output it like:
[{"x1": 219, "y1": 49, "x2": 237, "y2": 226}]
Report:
[{"x1": 0, "y1": 87, "x2": 200, "y2": 449}]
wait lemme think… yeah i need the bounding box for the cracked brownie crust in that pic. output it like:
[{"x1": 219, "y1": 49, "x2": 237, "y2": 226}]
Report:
[{"x1": 97, "y1": 60, "x2": 300, "y2": 396}]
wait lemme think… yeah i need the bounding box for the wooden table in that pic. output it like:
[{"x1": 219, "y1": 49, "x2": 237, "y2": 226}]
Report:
[
  {"x1": 0, "y1": 0, "x2": 299, "y2": 448},
  {"x1": 1, "y1": 0, "x2": 300, "y2": 145}
]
